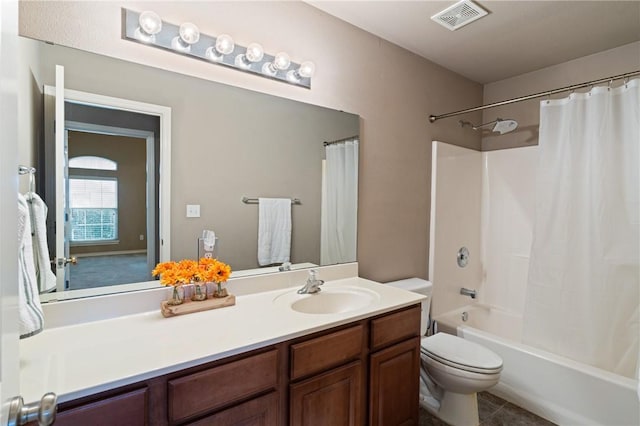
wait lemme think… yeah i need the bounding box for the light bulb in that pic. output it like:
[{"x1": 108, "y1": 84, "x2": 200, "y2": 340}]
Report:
[
  {"x1": 245, "y1": 43, "x2": 264, "y2": 62},
  {"x1": 134, "y1": 11, "x2": 162, "y2": 43},
  {"x1": 180, "y1": 22, "x2": 200, "y2": 44},
  {"x1": 206, "y1": 34, "x2": 235, "y2": 61},
  {"x1": 273, "y1": 52, "x2": 291, "y2": 70},
  {"x1": 286, "y1": 60, "x2": 316, "y2": 82},
  {"x1": 215, "y1": 34, "x2": 235, "y2": 55},
  {"x1": 171, "y1": 22, "x2": 200, "y2": 52},
  {"x1": 235, "y1": 42, "x2": 264, "y2": 69},
  {"x1": 262, "y1": 52, "x2": 291, "y2": 76},
  {"x1": 298, "y1": 61, "x2": 315, "y2": 78}
]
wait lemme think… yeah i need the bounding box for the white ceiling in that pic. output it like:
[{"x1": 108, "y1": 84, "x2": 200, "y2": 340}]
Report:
[{"x1": 306, "y1": 1, "x2": 640, "y2": 84}]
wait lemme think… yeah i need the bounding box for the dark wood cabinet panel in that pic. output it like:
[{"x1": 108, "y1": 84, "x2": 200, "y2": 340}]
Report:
[
  {"x1": 370, "y1": 305, "x2": 421, "y2": 351},
  {"x1": 290, "y1": 324, "x2": 365, "y2": 381},
  {"x1": 50, "y1": 304, "x2": 422, "y2": 426},
  {"x1": 187, "y1": 391, "x2": 278, "y2": 426},
  {"x1": 290, "y1": 361, "x2": 364, "y2": 426},
  {"x1": 369, "y1": 337, "x2": 420, "y2": 426},
  {"x1": 55, "y1": 387, "x2": 148, "y2": 426},
  {"x1": 168, "y1": 349, "x2": 279, "y2": 424}
]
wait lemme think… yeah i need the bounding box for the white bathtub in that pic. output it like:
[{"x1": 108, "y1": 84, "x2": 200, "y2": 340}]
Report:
[{"x1": 434, "y1": 304, "x2": 639, "y2": 426}]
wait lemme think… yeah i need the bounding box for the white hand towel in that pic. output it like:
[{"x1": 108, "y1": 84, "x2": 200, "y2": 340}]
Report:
[
  {"x1": 258, "y1": 198, "x2": 292, "y2": 266},
  {"x1": 27, "y1": 193, "x2": 56, "y2": 293},
  {"x1": 18, "y1": 194, "x2": 45, "y2": 338}
]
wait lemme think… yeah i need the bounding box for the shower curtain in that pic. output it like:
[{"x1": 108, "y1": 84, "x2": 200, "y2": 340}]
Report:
[
  {"x1": 523, "y1": 79, "x2": 639, "y2": 378},
  {"x1": 321, "y1": 138, "x2": 358, "y2": 265}
]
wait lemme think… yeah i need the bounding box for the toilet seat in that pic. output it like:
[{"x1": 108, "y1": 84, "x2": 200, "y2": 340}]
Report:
[{"x1": 420, "y1": 333, "x2": 503, "y2": 374}]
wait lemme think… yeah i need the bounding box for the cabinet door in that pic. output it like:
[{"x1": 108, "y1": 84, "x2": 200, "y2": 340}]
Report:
[
  {"x1": 187, "y1": 392, "x2": 278, "y2": 426},
  {"x1": 369, "y1": 337, "x2": 420, "y2": 426},
  {"x1": 290, "y1": 361, "x2": 363, "y2": 426},
  {"x1": 54, "y1": 387, "x2": 148, "y2": 426}
]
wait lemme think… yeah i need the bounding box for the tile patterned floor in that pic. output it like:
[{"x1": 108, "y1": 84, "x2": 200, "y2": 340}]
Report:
[{"x1": 419, "y1": 392, "x2": 557, "y2": 426}]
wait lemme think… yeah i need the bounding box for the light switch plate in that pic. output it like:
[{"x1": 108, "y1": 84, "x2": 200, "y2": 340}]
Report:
[{"x1": 186, "y1": 204, "x2": 200, "y2": 218}]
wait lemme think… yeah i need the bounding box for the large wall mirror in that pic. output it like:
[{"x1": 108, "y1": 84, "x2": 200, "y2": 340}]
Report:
[{"x1": 20, "y1": 36, "x2": 359, "y2": 302}]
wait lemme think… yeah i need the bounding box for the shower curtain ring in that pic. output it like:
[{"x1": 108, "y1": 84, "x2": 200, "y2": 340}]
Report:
[{"x1": 608, "y1": 79, "x2": 613, "y2": 91}]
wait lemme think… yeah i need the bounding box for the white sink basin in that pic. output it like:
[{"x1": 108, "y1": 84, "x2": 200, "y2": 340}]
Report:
[{"x1": 274, "y1": 286, "x2": 379, "y2": 315}]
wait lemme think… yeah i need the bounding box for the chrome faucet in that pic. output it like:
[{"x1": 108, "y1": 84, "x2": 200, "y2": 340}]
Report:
[
  {"x1": 297, "y1": 270, "x2": 324, "y2": 294},
  {"x1": 460, "y1": 287, "x2": 477, "y2": 299}
]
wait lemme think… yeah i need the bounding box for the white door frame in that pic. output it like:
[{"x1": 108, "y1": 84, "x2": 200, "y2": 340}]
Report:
[
  {"x1": 44, "y1": 84, "x2": 172, "y2": 279},
  {"x1": 0, "y1": 0, "x2": 21, "y2": 422}
]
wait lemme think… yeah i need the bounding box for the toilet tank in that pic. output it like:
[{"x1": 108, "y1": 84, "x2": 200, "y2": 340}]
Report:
[{"x1": 385, "y1": 278, "x2": 432, "y2": 336}]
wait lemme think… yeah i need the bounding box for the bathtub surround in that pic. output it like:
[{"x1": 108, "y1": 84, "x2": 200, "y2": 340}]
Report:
[
  {"x1": 429, "y1": 142, "x2": 482, "y2": 318},
  {"x1": 430, "y1": 142, "x2": 640, "y2": 425}
]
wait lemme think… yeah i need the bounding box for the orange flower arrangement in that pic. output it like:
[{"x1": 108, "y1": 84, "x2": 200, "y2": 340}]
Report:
[{"x1": 152, "y1": 258, "x2": 232, "y2": 286}]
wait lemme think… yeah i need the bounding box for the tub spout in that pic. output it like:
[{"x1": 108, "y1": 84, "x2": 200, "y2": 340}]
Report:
[{"x1": 460, "y1": 287, "x2": 477, "y2": 299}]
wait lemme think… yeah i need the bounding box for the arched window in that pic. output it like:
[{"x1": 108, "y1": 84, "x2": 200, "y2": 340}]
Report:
[
  {"x1": 69, "y1": 155, "x2": 117, "y2": 171},
  {"x1": 69, "y1": 156, "x2": 118, "y2": 243}
]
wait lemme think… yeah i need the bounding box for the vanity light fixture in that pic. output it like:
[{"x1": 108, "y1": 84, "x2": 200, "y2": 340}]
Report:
[{"x1": 123, "y1": 8, "x2": 314, "y2": 89}]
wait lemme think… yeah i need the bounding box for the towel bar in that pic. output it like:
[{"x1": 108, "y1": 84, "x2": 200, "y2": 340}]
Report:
[{"x1": 242, "y1": 197, "x2": 301, "y2": 205}]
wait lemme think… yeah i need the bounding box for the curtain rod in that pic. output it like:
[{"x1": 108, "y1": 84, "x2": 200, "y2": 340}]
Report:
[
  {"x1": 323, "y1": 135, "x2": 359, "y2": 146},
  {"x1": 429, "y1": 70, "x2": 640, "y2": 123}
]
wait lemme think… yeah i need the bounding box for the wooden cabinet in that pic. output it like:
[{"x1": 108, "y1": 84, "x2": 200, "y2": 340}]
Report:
[
  {"x1": 290, "y1": 361, "x2": 364, "y2": 426},
  {"x1": 369, "y1": 305, "x2": 421, "y2": 426},
  {"x1": 369, "y1": 338, "x2": 421, "y2": 426},
  {"x1": 53, "y1": 304, "x2": 421, "y2": 426}
]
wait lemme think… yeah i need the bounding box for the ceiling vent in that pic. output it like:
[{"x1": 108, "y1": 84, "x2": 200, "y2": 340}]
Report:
[{"x1": 431, "y1": 0, "x2": 488, "y2": 31}]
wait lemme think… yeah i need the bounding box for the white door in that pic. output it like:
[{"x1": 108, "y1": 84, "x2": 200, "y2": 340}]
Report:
[
  {"x1": 0, "y1": 0, "x2": 21, "y2": 423},
  {"x1": 2, "y1": 6, "x2": 59, "y2": 423},
  {"x1": 53, "y1": 66, "x2": 71, "y2": 292}
]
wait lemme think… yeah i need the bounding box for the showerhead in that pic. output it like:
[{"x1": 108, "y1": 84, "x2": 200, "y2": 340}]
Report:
[
  {"x1": 492, "y1": 119, "x2": 518, "y2": 134},
  {"x1": 459, "y1": 117, "x2": 519, "y2": 135}
]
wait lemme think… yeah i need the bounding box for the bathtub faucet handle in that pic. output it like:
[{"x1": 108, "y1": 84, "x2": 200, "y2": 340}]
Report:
[{"x1": 460, "y1": 287, "x2": 477, "y2": 299}]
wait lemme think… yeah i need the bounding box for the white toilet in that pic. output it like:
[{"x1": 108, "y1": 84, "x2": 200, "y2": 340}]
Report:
[{"x1": 387, "y1": 278, "x2": 503, "y2": 426}]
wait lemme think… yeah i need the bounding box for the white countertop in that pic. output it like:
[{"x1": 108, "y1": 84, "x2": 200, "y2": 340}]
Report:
[{"x1": 20, "y1": 277, "x2": 424, "y2": 404}]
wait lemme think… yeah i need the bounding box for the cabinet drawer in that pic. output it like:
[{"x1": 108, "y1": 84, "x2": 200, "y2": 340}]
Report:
[
  {"x1": 291, "y1": 324, "x2": 364, "y2": 381},
  {"x1": 187, "y1": 392, "x2": 278, "y2": 425},
  {"x1": 168, "y1": 349, "x2": 278, "y2": 424},
  {"x1": 55, "y1": 387, "x2": 148, "y2": 426},
  {"x1": 370, "y1": 305, "x2": 420, "y2": 351}
]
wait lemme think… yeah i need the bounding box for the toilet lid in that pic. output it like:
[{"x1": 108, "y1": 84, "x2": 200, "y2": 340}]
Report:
[{"x1": 421, "y1": 333, "x2": 503, "y2": 373}]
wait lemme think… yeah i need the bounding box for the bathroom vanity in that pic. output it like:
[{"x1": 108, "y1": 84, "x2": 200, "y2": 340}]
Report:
[{"x1": 20, "y1": 276, "x2": 424, "y2": 425}]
